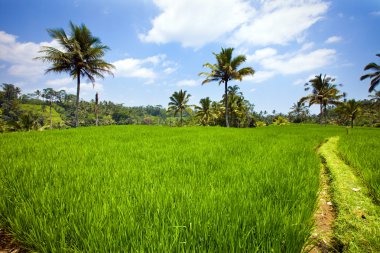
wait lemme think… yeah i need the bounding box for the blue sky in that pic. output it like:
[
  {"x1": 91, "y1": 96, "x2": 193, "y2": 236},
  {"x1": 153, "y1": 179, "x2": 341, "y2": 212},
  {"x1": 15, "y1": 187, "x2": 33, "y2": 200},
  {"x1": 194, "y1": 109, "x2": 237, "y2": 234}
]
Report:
[{"x1": 0, "y1": 0, "x2": 379, "y2": 113}]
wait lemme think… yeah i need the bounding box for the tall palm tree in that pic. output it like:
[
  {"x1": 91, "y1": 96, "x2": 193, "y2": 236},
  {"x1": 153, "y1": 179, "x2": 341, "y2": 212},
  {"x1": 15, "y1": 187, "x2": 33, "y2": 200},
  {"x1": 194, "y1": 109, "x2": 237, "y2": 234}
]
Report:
[
  {"x1": 299, "y1": 74, "x2": 345, "y2": 124},
  {"x1": 360, "y1": 54, "x2": 380, "y2": 92},
  {"x1": 36, "y1": 22, "x2": 114, "y2": 127},
  {"x1": 42, "y1": 88, "x2": 56, "y2": 129},
  {"x1": 195, "y1": 97, "x2": 216, "y2": 126},
  {"x1": 199, "y1": 48, "x2": 254, "y2": 127},
  {"x1": 336, "y1": 99, "x2": 361, "y2": 128},
  {"x1": 167, "y1": 89, "x2": 192, "y2": 126}
]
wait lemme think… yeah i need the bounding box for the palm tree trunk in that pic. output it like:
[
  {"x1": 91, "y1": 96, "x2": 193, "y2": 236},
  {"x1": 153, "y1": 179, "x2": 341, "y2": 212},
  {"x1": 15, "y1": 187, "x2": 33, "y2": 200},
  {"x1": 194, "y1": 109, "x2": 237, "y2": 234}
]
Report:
[
  {"x1": 180, "y1": 110, "x2": 183, "y2": 126},
  {"x1": 351, "y1": 117, "x2": 354, "y2": 128},
  {"x1": 75, "y1": 71, "x2": 80, "y2": 128},
  {"x1": 225, "y1": 81, "x2": 229, "y2": 127},
  {"x1": 320, "y1": 103, "x2": 323, "y2": 125},
  {"x1": 95, "y1": 92, "x2": 99, "y2": 127},
  {"x1": 49, "y1": 100, "x2": 52, "y2": 129}
]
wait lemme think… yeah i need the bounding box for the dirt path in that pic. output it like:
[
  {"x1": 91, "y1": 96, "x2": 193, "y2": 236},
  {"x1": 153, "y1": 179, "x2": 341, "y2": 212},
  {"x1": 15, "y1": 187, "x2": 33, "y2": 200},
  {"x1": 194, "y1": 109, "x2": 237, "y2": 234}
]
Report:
[{"x1": 312, "y1": 136, "x2": 380, "y2": 252}]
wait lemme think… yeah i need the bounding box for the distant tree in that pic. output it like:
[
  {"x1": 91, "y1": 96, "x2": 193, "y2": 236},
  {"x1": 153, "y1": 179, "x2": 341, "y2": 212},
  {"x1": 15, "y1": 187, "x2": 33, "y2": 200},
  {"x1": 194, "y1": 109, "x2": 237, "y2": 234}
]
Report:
[
  {"x1": 299, "y1": 74, "x2": 345, "y2": 124},
  {"x1": 42, "y1": 88, "x2": 56, "y2": 129},
  {"x1": 0, "y1": 83, "x2": 21, "y2": 129},
  {"x1": 36, "y1": 22, "x2": 114, "y2": 127},
  {"x1": 195, "y1": 97, "x2": 216, "y2": 126},
  {"x1": 34, "y1": 90, "x2": 41, "y2": 100},
  {"x1": 19, "y1": 111, "x2": 41, "y2": 131},
  {"x1": 336, "y1": 99, "x2": 362, "y2": 128},
  {"x1": 199, "y1": 47, "x2": 254, "y2": 127},
  {"x1": 289, "y1": 102, "x2": 309, "y2": 123},
  {"x1": 167, "y1": 89, "x2": 192, "y2": 126},
  {"x1": 360, "y1": 54, "x2": 380, "y2": 92}
]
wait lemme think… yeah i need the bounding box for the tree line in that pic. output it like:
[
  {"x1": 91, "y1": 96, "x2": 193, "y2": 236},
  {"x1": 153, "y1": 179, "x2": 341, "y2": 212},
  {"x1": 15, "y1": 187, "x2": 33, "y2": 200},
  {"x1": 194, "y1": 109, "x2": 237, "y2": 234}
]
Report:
[{"x1": 1, "y1": 22, "x2": 379, "y2": 132}]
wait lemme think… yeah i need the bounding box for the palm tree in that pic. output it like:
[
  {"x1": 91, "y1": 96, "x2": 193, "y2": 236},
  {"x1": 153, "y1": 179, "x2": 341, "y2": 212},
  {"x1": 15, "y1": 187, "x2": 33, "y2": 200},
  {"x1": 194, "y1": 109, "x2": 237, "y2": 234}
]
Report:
[
  {"x1": 95, "y1": 92, "x2": 99, "y2": 126},
  {"x1": 199, "y1": 48, "x2": 254, "y2": 127},
  {"x1": 299, "y1": 74, "x2": 345, "y2": 124},
  {"x1": 289, "y1": 102, "x2": 309, "y2": 123},
  {"x1": 195, "y1": 97, "x2": 216, "y2": 126},
  {"x1": 36, "y1": 22, "x2": 114, "y2": 127},
  {"x1": 336, "y1": 99, "x2": 361, "y2": 128},
  {"x1": 42, "y1": 88, "x2": 56, "y2": 129},
  {"x1": 360, "y1": 54, "x2": 380, "y2": 92},
  {"x1": 167, "y1": 89, "x2": 192, "y2": 126}
]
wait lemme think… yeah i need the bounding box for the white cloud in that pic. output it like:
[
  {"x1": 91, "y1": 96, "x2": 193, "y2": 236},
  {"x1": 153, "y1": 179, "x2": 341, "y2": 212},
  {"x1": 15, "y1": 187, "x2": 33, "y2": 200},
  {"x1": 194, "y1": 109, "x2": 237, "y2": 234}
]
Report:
[
  {"x1": 164, "y1": 67, "x2": 176, "y2": 75},
  {"x1": 0, "y1": 31, "x2": 17, "y2": 44},
  {"x1": 325, "y1": 36, "x2": 342, "y2": 44},
  {"x1": 245, "y1": 70, "x2": 275, "y2": 83},
  {"x1": 249, "y1": 88, "x2": 256, "y2": 92},
  {"x1": 176, "y1": 79, "x2": 200, "y2": 87},
  {"x1": 46, "y1": 77, "x2": 73, "y2": 87},
  {"x1": 141, "y1": 0, "x2": 329, "y2": 48},
  {"x1": 112, "y1": 54, "x2": 176, "y2": 81},
  {"x1": 230, "y1": 0, "x2": 329, "y2": 46},
  {"x1": 58, "y1": 82, "x2": 104, "y2": 95},
  {"x1": 139, "y1": 0, "x2": 253, "y2": 48},
  {"x1": 113, "y1": 58, "x2": 158, "y2": 80},
  {"x1": 293, "y1": 75, "x2": 315, "y2": 86},
  {"x1": 246, "y1": 48, "x2": 277, "y2": 63},
  {"x1": 293, "y1": 78, "x2": 305, "y2": 86},
  {"x1": 371, "y1": 11, "x2": 380, "y2": 16},
  {"x1": 0, "y1": 30, "x2": 60, "y2": 80},
  {"x1": 262, "y1": 48, "x2": 336, "y2": 74}
]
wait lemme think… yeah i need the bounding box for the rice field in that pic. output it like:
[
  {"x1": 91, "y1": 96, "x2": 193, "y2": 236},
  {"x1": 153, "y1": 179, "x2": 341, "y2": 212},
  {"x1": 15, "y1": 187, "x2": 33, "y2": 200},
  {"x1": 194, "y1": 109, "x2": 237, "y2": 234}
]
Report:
[
  {"x1": 338, "y1": 128, "x2": 380, "y2": 202},
  {"x1": 0, "y1": 125, "x2": 349, "y2": 252}
]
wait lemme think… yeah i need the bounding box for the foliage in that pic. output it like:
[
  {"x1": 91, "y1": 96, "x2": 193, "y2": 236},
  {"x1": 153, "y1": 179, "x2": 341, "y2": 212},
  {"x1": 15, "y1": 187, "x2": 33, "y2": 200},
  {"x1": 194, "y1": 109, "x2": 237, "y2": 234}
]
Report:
[
  {"x1": 199, "y1": 47, "x2": 254, "y2": 127},
  {"x1": 335, "y1": 99, "x2": 362, "y2": 128},
  {"x1": 0, "y1": 83, "x2": 22, "y2": 131},
  {"x1": 360, "y1": 54, "x2": 380, "y2": 92},
  {"x1": 255, "y1": 121, "x2": 267, "y2": 127},
  {"x1": 288, "y1": 102, "x2": 309, "y2": 123},
  {"x1": 299, "y1": 74, "x2": 345, "y2": 124},
  {"x1": 0, "y1": 125, "x2": 343, "y2": 252},
  {"x1": 36, "y1": 22, "x2": 114, "y2": 127},
  {"x1": 167, "y1": 89, "x2": 192, "y2": 126},
  {"x1": 194, "y1": 97, "x2": 216, "y2": 126},
  {"x1": 273, "y1": 116, "x2": 289, "y2": 126}
]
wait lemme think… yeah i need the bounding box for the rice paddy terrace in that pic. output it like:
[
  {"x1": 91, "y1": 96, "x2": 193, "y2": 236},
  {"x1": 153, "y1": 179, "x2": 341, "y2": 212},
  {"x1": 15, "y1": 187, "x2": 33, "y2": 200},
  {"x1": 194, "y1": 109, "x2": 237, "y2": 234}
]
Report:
[{"x1": 0, "y1": 125, "x2": 379, "y2": 252}]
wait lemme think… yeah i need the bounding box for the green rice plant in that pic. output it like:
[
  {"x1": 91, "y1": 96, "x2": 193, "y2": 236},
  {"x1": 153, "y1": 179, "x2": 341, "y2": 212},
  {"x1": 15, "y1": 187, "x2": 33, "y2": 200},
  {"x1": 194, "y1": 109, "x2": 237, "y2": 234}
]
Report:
[
  {"x1": 338, "y1": 128, "x2": 380, "y2": 201},
  {"x1": 0, "y1": 125, "x2": 341, "y2": 252}
]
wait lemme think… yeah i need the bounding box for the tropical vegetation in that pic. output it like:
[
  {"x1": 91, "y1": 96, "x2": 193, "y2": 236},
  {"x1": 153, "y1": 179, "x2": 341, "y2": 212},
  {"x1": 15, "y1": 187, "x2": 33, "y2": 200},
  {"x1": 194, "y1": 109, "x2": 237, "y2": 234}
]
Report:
[
  {"x1": 167, "y1": 89, "x2": 192, "y2": 126},
  {"x1": 299, "y1": 74, "x2": 345, "y2": 124},
  {"x1": 360, "y1": 54, "x2": 380, "y2": 92},
  {"x1": 199, "y1": 48, "x2": 254, "y2": 127},
  {"x1": 36, "y1": 22, "x2": 114, "y2": 127}
]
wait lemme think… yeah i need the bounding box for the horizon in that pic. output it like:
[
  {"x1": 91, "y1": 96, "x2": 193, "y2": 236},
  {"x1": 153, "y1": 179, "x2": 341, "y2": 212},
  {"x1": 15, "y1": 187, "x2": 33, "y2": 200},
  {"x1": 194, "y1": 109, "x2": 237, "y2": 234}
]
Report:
[{"x1": 0, "y1": 0, "x2": 379, "y2": 114}]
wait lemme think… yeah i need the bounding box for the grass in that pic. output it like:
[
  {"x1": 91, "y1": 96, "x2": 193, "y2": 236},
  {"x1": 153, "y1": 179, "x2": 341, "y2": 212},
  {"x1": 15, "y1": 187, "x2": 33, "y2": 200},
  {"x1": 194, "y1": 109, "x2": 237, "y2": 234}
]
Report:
[
  {"x1": 338, "y1": 128, "x2": 380, "y2": 202},
  {"x1": 319, "y1": 136, "x2": 380, "y2": 252},
  {"x1": 0, "y1": 125, "x2": 344, "y2": 252}
]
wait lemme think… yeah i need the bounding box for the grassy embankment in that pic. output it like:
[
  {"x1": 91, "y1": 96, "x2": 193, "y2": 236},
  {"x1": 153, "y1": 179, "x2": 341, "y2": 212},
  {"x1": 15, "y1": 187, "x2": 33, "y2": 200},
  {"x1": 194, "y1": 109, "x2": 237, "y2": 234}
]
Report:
[
  {"x1": 0, "y1": 125, "x2": 343, "y2": 252},
  {"x1": 338, "y1": 128, "x2": 380, "y2": 202},
  {"x1": 320, "y1": 136, "x2": 380, "y2": 252}
]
